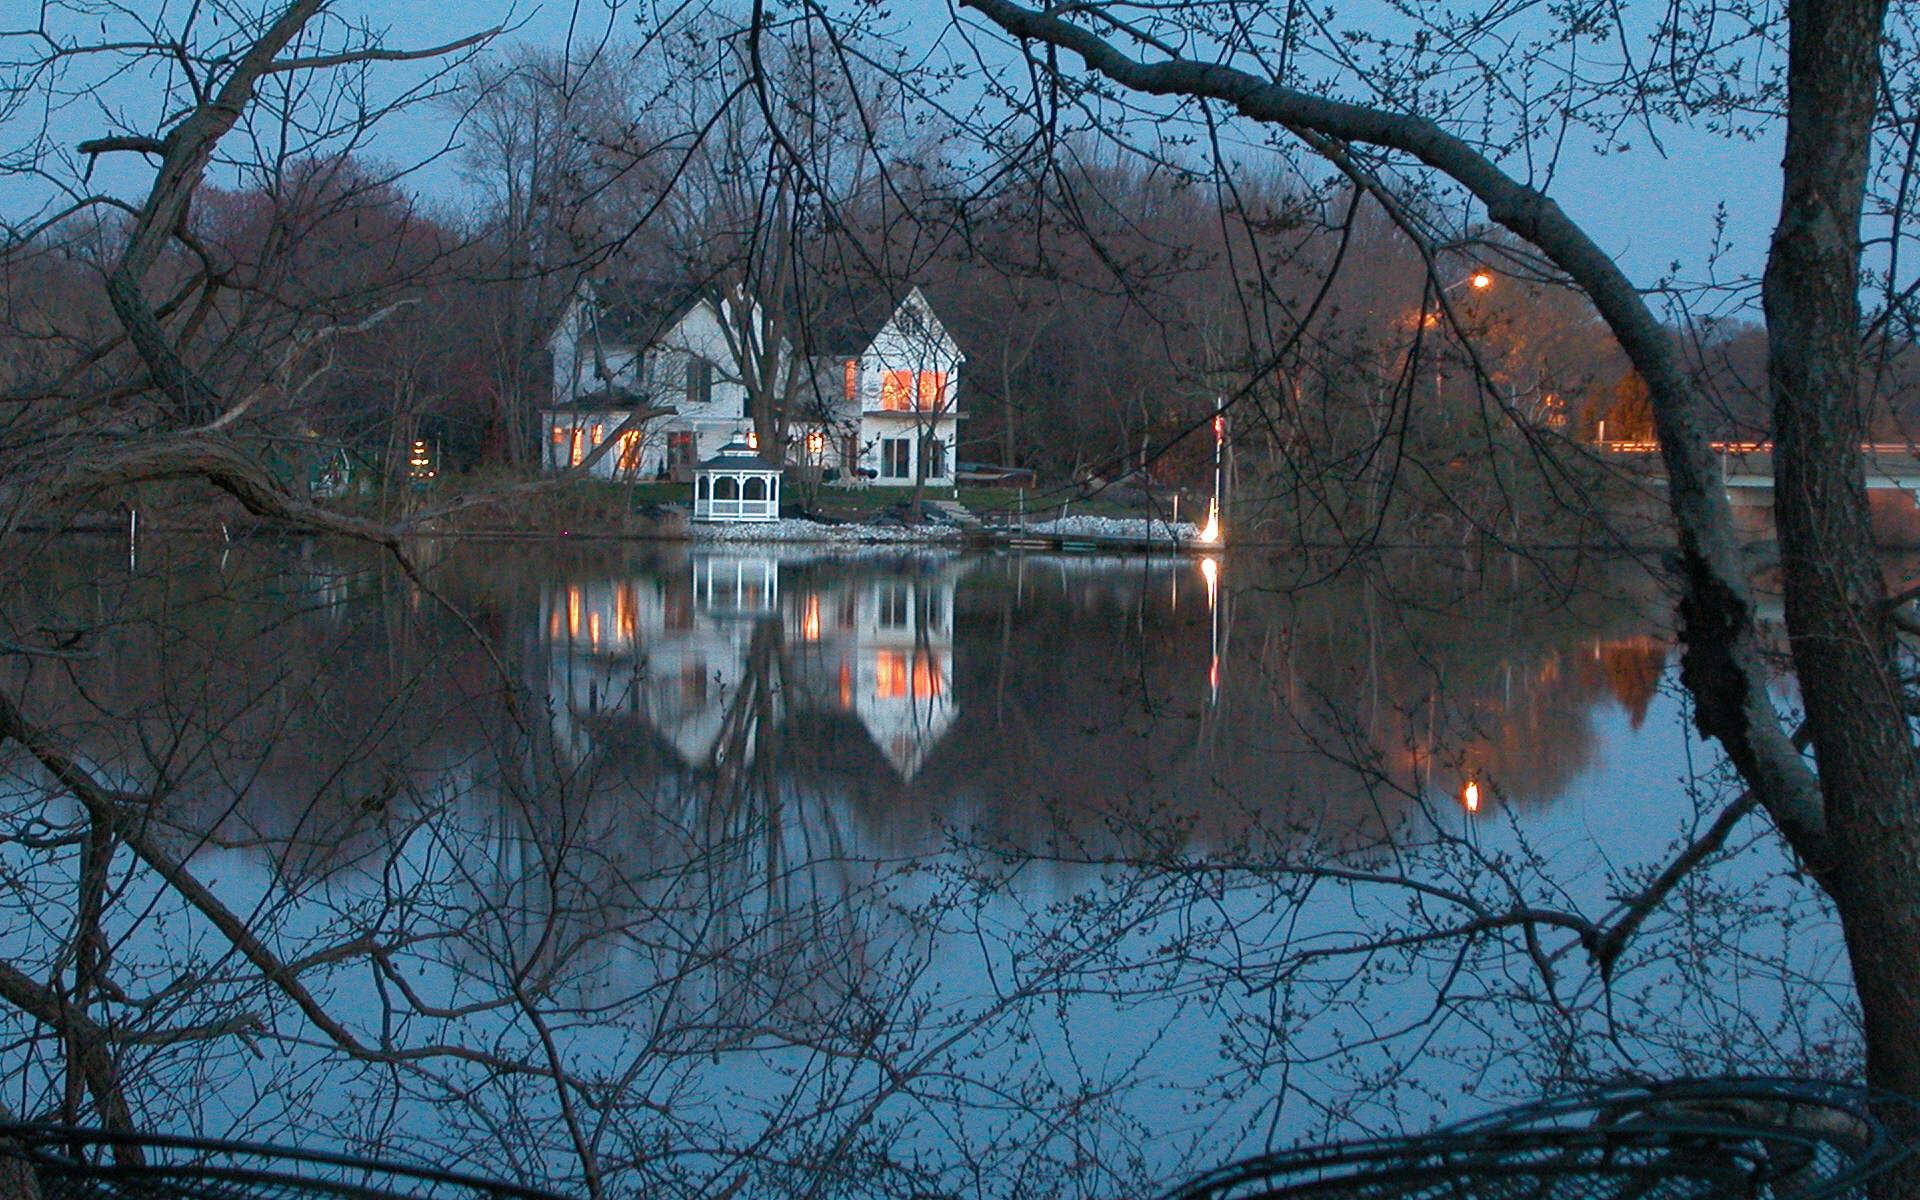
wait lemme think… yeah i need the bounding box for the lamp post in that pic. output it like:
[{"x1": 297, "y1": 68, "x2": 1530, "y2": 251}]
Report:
[{"x1": 1196, "y1": 409, "x2": 1226, "y2": 545}]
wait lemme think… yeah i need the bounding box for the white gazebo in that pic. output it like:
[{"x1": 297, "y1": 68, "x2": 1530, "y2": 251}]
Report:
[{"x1": 693, "y1": 438, "x2": 782, "y2": 522}]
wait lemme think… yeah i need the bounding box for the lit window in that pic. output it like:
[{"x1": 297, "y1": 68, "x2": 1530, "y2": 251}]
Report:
[
  {"x1": 844, "y1": 360, "x2": 859, "y2": 401},
  {"x1": 551, "y1": 426, "x2": 567, "y2": 444},
  {"x1": 806, "y1": 430, "x2": 826, "y2": 456},
  {"x1": 589, "y1": 423, "x2": 604, "y2": 444},
  {"x1": 616, "y1": 431, "x2": 643, "y2": 473},
  {"x1": 916, "y1": 371, "x2": 946, "y2": 410},
  {"x1": 881, "y1": 370, "x2": 913, "y2": 411}
]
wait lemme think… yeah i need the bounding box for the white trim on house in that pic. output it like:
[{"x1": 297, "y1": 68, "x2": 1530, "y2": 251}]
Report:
[
  {"x1": 543, "y1": 281, "x2": 965, "y2": 490},
  {"x1": 542, "y1": 285, "x2": 760, "y2": 480},
  {"x1": 799, "y1": 287, "x2": 966, "y2": 487}
]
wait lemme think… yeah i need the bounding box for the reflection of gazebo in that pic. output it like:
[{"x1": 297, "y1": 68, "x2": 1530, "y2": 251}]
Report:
[{"x1": 693, "y1": 438, "x2": 782, "y2": 523}]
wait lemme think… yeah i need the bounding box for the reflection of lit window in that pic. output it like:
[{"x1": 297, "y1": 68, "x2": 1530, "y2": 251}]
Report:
[
  {"x1": 682, "y1": 662, "x2": 708, "y2": 703},
  {"x1": 912, "y1": 651, "x2": 942, "y2": 697},
  {"x1": 615, "y1": 584, "x2": 638, "y2": 645},
  {"x1": 837, "y1": 661, "x2": 853, "y2": 709},
  {"x1": 802, "y1": 594, "x2": 822, "y2": 642},
  {"x1": 567, "y1": 587, "x2": 582, "y2": 638},
  {"x1": 875, "y1": 649, "x2": 942, "y2": 699},
  {"x1": 588, "y1": 610, "x2": 601, "y2": 648},
  {"x1": 664, "y1": 589, "x2": 693, "y2": 631},
  {"x1": 875, "y1": 649, "x2": 908, "y2": 698}
]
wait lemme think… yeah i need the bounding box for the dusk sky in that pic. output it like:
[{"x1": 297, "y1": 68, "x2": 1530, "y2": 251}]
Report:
[{"x1": 6, "y1": 0, "x2": 1785, "y2": 304}]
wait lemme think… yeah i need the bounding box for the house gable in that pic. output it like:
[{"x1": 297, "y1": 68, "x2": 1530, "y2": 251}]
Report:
[
  {"x1": 793, "y1": 286, "x2": 967, "y2": 485},
  {"x1": 542, "y1": 279, "x2": 761, "y2": 479}
]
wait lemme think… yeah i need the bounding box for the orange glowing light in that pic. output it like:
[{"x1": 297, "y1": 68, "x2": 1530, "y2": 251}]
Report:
[
  {"x1": 1463, "y1": 780, "x2": 1481, "y2": 813},
  {"x1": 876, "y1": 649, "x2": 908, "y2": 698},
  {"x1": 1196, "y1": 498, "x2": 1222, "y2": 545},
  {"x1": 1469, "y1": 270, "x2": 1493, "y2": 290},
  {"x1": 802, "y1": 594, "x2": 823, "y2": 642}
]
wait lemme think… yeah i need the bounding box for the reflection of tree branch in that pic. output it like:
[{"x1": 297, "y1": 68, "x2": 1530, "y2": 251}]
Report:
[
  {"x1": 0, "y1": 690, "x2": 596, "y2": 1093},
  {"x1": 1585, "y1": 789, "x2": 1762, "y2": 978}
]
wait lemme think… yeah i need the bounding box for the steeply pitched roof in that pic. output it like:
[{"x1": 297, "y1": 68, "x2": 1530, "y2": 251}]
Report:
[
  {"x1": 577, "y1": 279, "x2": 708, "y2": 347},
  {"x1": 795, "y1": 284, "x2": 962, "y2": 358}
]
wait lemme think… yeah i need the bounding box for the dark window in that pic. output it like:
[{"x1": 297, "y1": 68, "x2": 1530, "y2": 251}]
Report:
[
  {"x1": 667, "y1": 431, "x2": 695, "y2": 468},
  {"x1": 920, "y1": 437, "x2": 946, "y2": 480},
  {"x1": 693, "y1": 358, "x2": 711, "y2": 403},
  {"x1": 715, "y1": 476, "x2": 739, "y2": 500},
  {"x1": 882, "y1": 438, "x2": 911, "y2": 479},
  {"x1": 744, "y1": 477, "x2": 767, "y2": 501}
]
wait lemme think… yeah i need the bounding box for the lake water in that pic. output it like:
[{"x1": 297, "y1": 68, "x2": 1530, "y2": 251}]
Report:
[{"x1": 0, "y1": 536, "x2": 1854, "y2": 1199}]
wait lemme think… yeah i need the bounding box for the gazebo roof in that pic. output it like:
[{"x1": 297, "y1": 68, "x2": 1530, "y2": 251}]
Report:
[{"x1": 696, "y1": 438, "x2": 780, "y2": 473}]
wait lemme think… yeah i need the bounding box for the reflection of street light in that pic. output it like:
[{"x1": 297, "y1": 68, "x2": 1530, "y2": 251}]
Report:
[
  {"x1": 1200, "y1": 556, "x2": 1221, "y2": 703},
  {"x1": 1467, "y1": 269, "x2": 1493, "y2": 291},
  {"x1": 1462, "y1": 779, "x2": 1481, "y2": 813}
]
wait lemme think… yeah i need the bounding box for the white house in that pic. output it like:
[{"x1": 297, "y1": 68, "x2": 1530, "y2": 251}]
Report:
[
  {"x1": 543, "y1": 282, "x2": 763, "y2": 480},
  {"x1": 544, "y1": 280, "x2": 963, "y2": 489},
  {"x1": 792, "y1": 287, "x2": 966, "y2": 487}
]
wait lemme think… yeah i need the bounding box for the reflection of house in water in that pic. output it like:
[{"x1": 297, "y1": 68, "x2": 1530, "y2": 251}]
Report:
[
  {"x1": 541, "y1": 553, "x2": 961, "y2": 779},
  {"x1": 785, "y1": 570, "x2": 956, "y2": 779}
]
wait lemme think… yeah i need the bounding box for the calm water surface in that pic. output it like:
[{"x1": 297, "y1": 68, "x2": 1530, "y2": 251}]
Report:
[{"x1": 0, "y1": 537, "x2": 1850, "y2": 1198}]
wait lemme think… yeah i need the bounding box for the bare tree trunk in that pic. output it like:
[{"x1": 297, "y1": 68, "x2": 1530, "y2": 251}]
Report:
[{"x1": 1764, "y1": 0, "x2": 1920, "y2": 1132}]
